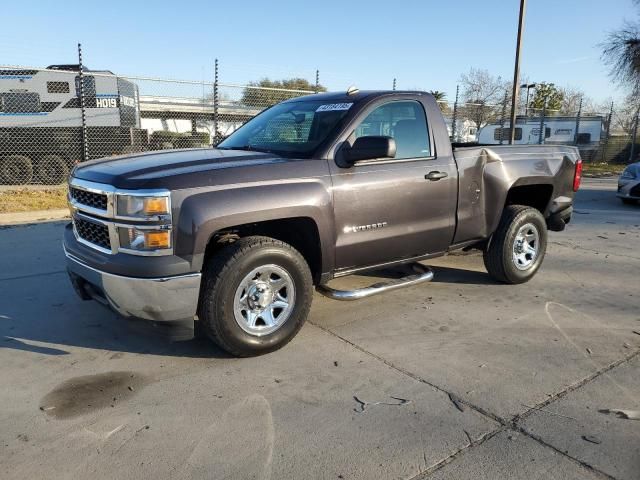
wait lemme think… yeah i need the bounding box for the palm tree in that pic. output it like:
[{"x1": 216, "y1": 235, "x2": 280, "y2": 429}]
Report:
[
  {"x1": 428, "y1": 90, "x2": 449, "y2": 113},
  {"x1": 602, "y1": 3, "x2": 640, "y2": 92},
  {"x1": 428, "y1": 90, "x2": 447, "y2": 102}
]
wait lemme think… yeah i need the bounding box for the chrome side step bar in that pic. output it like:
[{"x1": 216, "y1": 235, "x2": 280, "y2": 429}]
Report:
[{"x1": 316, "y1": 263, "x2": 434, "y2": 301}]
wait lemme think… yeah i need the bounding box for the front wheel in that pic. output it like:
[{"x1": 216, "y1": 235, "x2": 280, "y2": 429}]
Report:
[
  {"x1": 198, "y1": 236, "x2": 313, "y2": 356},
  {"x1": 483, "y1": 205, "x2": 548, "y2": 284},
  {"x1": 621, "y1": 198, "x2": 637, "y2": 205}
]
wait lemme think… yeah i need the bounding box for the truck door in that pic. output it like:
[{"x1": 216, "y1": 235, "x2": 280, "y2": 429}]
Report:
[{"x1": 329, "y1": 98, "x2": 458, "y2": 271}]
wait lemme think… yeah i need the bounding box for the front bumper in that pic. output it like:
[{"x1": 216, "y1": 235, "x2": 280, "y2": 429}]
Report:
[{"x1": 65, "y1": 246, "x2": 201, "y2": 323}]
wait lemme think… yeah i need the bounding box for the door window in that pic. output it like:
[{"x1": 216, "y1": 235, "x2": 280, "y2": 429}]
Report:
[{"x1": 354, "y1": 101, "x2": 431, "y2": 159}]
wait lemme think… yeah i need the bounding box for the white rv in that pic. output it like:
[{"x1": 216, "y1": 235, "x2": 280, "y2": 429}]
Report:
[
  {"x1": 444, "y1": 118, "x2": 478, "y2": 143},
  {"x1": 0, "y1": 65, "x2": 146, "y2": 184},
  {"x1": 477, "y1": 116, "x2": 604, "y2": 147}
]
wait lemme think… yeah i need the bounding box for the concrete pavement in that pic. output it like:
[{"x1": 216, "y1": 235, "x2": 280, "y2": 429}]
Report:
[{"x1": 0, "y1": 178, "x2": 638, "y2": 479}]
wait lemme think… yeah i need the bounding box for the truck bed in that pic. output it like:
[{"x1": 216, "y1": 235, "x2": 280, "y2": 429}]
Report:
[{"x1": 451, "y1": 144, "x2": 580, "y2": 245}]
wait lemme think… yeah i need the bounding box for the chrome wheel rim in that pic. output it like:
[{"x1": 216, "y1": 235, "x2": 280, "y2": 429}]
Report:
[
  {"x1": 233, "y1": 264, "x2": 295, "y2": 336},
  {"x1": 512, "y1": 223, "x2": 539, "y2": 270}
]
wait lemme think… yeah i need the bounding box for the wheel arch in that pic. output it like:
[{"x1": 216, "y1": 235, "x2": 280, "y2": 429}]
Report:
[{"x1": 202, "y1": 217, "x2": 324, "y2": 284}]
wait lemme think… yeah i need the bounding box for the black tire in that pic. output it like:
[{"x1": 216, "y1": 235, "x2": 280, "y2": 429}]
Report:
[
  {"x1": 35, "y1": 154, "x2": 69, "y2": 185},
  {"x1": 198, "y1": 236, "x2": 313, "y2": 356},
  {"x1": 1, "y1": 154, "x2": 33, "y2": 185},
  {"x1": 483, "y1": 205, "x2": 548, "y2": 284},
  {"x1": 621, "y1": 198, "x2": 637, "y2": 205}
]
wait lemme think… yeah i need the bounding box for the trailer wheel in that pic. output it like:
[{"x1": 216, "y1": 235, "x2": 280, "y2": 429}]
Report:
[
  {"x1": 36, "y1": 155, "x2": 69, "y2": 185},
  {"x1": 0, "y1": 155, "x2": 33, "y2": 185}
]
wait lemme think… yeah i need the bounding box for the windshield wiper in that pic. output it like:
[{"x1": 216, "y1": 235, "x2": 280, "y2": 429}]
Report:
[
  {"x1": 218, "y1": 145, "x2": 275, "y2": 154},
  {"x1": 217, "y1": 145, "x2": 251, "y2": 151}
]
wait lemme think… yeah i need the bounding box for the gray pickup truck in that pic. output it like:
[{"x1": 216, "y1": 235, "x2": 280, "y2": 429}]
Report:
[{"x1": 64, "y1": 90, "x2": 582, "y2": 356}]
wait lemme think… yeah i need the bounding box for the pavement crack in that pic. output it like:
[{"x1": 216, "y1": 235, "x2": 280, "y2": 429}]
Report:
[
  {"x1": 406, "y1": 427, "x2": 507, "y2": 480},
  {"x1": 513, "y1": 427, "x2": 618, "y2": 480},
  {"x1": 549, "y1": 241, "x2": 640, "y2": 261},
  {"x1": 311, "y1": 322, "x2": 640, "y2": 480},
  {"x1": 0, "y1": 270, "x2": 66, "y2": 282},
  {"x1": 512, "y1": 348, "x2": 640, "y2": 425},
  {"x1": 309, "y1": 321, "x2": 507, "y2": 426}
]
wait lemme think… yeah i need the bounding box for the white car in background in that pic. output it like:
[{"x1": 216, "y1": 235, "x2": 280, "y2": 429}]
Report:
[{"x1": 617, "y1": 162, "x2": 640, "y2": 205}]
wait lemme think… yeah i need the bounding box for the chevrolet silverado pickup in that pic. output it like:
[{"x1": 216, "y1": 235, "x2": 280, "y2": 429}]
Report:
[{"x1": 64, "y1": 90, "x2": 582, "y2": 356}]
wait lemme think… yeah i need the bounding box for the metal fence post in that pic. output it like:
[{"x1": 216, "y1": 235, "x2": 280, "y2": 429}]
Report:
[
  {"x1": 538, "y1": 100, "x2": 546, "y2": 145},
  {"x1": 601, "y1": 101, "x2": 613, "y2": 163},
  {"x1": 498, "y1": 89, "x2": 508, "y2": 145},
  {"x1": 392, "y1": 78, "x2": 396, "y2": 91},
  {"x1": 630, "y1": 105, "x2": 640, "y2": 164},
  {"x1": 77, "y1": 43, "x2": 88, "y2": 162},
  {"x1": 451, "y1": 85, "x2": 459, "y2": 142},
  {"x1": 213, "y1": 58, "x2": 219, "y2": 145},
  {"x1": 573, "y1": 96, "x2": 583, "y2": 146},
  {"x1": 315, "y1": 69, "x2": 320, "y2": 93}
]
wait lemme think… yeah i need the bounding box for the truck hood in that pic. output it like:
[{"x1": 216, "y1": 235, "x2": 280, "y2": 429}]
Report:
[{"x1": 72, "y1": 148, "x2": 289, "y2": 190}]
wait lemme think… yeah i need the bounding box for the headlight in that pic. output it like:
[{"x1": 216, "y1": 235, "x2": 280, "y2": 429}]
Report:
[
  {"x1": 116, "y1": 194, "x2": 170, "y2": 219},
  {"x1": 118, "y1": 226, "x2": 171, "y2": 252}
]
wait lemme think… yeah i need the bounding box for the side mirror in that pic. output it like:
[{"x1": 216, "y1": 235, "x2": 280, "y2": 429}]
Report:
[{"x1": 344, "y1": 136, "x2": 396, "y2": 164}]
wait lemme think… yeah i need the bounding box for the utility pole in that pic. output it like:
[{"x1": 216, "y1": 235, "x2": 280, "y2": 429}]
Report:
[
  {"x1": 509, "y1": 0, "x2": 527, "y2": 144},
  {"x1": 522, "y1": 83, "x2": 536, "y2": 116},
  {"x1": 573, "y1": 96, "x2": 583, "y2": 146}
]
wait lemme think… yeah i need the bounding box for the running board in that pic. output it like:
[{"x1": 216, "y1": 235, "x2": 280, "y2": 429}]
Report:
[{"x1": 316, "y1": 263, "x2": 434, "y2": 301}]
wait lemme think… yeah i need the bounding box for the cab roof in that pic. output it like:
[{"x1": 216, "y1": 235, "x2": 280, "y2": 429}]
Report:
[{"x1": 281, "y1": 90, "x2": 432, "y2": 103}]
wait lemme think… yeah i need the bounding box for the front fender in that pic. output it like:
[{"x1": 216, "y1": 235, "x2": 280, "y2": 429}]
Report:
[{"x1": 174, "y1": 179, "x2": 335, "y2": 273}]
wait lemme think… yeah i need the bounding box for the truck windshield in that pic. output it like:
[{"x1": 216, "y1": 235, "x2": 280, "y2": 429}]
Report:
[{"x1": 217, "y1": 100, "x2": 353, "y2": 157}]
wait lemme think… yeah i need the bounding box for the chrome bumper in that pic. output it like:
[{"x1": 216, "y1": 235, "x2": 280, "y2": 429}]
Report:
[{"x1": 64, "y1": 247, "x2": 201, "y2": 323}]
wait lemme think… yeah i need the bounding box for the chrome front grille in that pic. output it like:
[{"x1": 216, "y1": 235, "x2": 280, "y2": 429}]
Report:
[
  {"x1": 68, "y1": 177, "x2": 173, "y2": 256},
  {"x1": 70, "y1": 186, "x2": 108, "y2": 211},
  {"x1": 74, "y1": 216, "x2": 111, "y2": 250}
]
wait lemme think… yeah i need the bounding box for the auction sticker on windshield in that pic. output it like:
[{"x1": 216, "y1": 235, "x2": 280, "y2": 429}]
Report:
[{"x1": 316, "y1": 103, "x2": 353, "y2": 112}]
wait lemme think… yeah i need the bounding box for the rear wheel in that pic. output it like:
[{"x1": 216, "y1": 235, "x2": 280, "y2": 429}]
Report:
[
  {"x1": 483, "y1": 205, "x2": 548, "y2": 284},
  {"x1": 0, "y1": 155, "x2": 33, "y2": 185},
  {"x1": 36, "y1": 154, "x2": 69, "y2": 185},
  {"x1": 198, "y1": 236, "x2": 313, "y2": 356}
]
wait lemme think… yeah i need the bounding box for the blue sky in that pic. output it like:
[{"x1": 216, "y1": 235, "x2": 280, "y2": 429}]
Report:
[{"x1": 1, "y1": 0, "x2": 636, "y2": 105}]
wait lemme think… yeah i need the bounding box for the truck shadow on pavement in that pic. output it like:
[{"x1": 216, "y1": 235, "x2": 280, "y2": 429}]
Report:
[
  {"x1": 0, "y1": 277, "x2": 233, "y2": 359},
  {"x1": 1, "y1": 263, "x2": 489, "y2": 358},
  {"x1": 356, "y1": 262, "x2": 495, "y2": 286}
]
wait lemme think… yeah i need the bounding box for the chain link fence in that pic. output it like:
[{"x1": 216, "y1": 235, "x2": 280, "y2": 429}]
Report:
[
  {"x1": 437, "y1": 93, "x2": 634, "y2": 166},
  {"x1": 0, "y1": 60, "x2": 638, "y2": 187},
  {"x1": 0, "y1": 61, "x2": 317, "y2": 186}
]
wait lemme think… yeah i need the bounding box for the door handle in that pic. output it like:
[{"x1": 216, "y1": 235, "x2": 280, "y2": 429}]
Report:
[{"x1": 425, "y1": 171, "x2": 448, "y2": 181}]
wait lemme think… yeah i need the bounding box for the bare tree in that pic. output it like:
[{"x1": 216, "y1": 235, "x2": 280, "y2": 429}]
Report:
[
  {"x1": 609, "y1": 93, "x2": 639, "y2": 134},
  {"x1": 601, "y1": 1, "x2": 640, "y2": 92},
  {"x1": 459, "y1": 68, "x2": 507, "y2": 128},
  {"x1": 558, "y1": 86, "x2": 592, "y2": 115}
]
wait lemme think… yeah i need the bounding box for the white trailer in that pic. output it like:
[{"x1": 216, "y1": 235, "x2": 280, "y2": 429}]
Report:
[
  {"x1": 477, "y1": 116, "x2": 604, "y2": 147},
  {"x1": 0, "y1": 65, "x2": 146, "y2": 184},
  {"x1": 444, "y1": 118, "x2": 478, "y2": 143}
]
